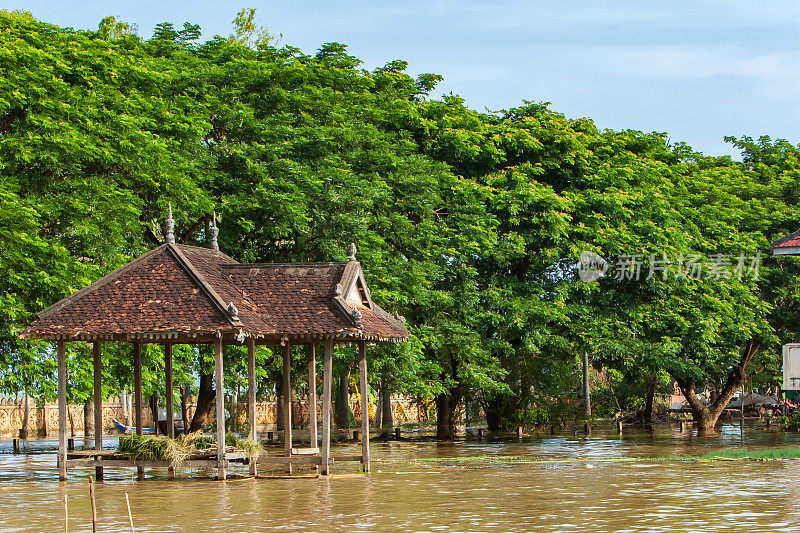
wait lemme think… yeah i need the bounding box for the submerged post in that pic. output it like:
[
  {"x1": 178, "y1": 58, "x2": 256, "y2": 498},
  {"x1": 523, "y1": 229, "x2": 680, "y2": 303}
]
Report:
[
  {"x1": 582, "y1": 351, "x2": 591, "y2": 419},
  {"x1": 283, "y1": 342, "x2": 293, "y2": 474},
  {"x1": 214, "y1": 337, "x2": 226, "y2": 480},
  {"x1": 358, "y1": 340, "x2": 370, "y2": 472},
  {"x1": 92, "y1": 341, "x2": 103, "y2": 481},
  {"x1": 321, "y1": 340, "x2": 333, "y2": 475},
  {"x1": 247, "y1": 337, "x2": 257, "y2": 476},
  {"x1": 133, "y1": 342, "x2": 144, "y2": 480},
  {"x1": 57, "y1": 339, "x2": 67, "y2": 480}
]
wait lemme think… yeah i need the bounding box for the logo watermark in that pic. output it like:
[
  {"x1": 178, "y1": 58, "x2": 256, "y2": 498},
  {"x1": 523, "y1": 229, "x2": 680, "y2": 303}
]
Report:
[{"x1": 578, "y1": 252, "x2": 761, "y2": 282}]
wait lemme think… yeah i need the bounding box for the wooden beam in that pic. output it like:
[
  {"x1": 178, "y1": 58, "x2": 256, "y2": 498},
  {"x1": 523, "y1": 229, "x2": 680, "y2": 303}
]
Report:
[
  {"x1": 165, "y1": 343, "x2": 175, "y2": 480},
  {"x1": 358, "y1": 340, "x2": 370, "y2": 473},
  {"x1": 307, "y1": 344, "x2": 318, "y2": 447},
  {"x1": 282, "y1": 343, "x2": 292, "y2": 474},
  {"x1": 247, "y1": 337, "x2": 257, "y2": 476},
  {"x1": 321, "y1": 340, "x2": 333, "y2": 475},
  {"x1": 92, "y1": 341, "x2": 104, "y2": 481},
  {"x1": 57, "y1": 340, "x2": 67, "y2": 480},
  {"x1": 214, "y1": 337, "x2": 226, "y2": 480},
  {"x1": 133, "y1": 342, "x2": 144, "y2": 480}
]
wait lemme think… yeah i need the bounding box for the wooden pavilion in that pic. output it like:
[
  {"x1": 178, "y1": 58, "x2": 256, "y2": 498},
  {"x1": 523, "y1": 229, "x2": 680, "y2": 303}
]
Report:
[{"x1": 19, "y1": 210, "x2": 409, "y2": 480}]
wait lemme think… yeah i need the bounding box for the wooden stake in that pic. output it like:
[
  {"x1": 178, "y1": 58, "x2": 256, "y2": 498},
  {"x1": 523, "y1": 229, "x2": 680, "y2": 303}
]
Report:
[
  {"x1": 321, "y1": 340, "x2": 333, "y2": 475},
  {"x1": 247, "y1": 338, "x2": 257, "y2": 476},
  {"x1": 58, "y1": 339, "x2": 67, "y2": 480},
  {"x1": 63, "y1": 494, "x2": 68, "y2": 533},
  {"x1": 92, "y1": 341, "x2": 103, "y2": 481},
  {"x1": 89, "y1": 476, "x2": 97, "y2": 533},
  {"x1": 133, "y1": 343, "x2": 144, "y2": 481},
  {"x1": 358, "y1": 340, "x2": 370, "y2": 473},
  {"x1": 125, "y1": 493, "x2": 135, "y2": 533},
  {"x1": 12, "y1": 438, "x2": 18, "y2": 453},
  {"x1": 582, "y1": 351, "x2": 591, "y2": 419},
  {"x1": 282, "y1": 343, "x2": 292, "y2": 474},
  {"x1": 214, "y1": 338, "x2": 226, "y2": 480}
]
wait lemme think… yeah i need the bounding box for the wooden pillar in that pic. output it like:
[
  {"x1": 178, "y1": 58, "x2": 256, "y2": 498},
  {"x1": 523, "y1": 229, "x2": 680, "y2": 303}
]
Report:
[
  {"x1": 282, "y1": 343, "x2": 293, "y2": 474},
  {"x1": 92, "y1": 341, "x2": 103, "y2": 481},
  {"x1": 321, "y1": 340, "x2": 333, "y2": 475},
  {"x1": 165, "y1": 343, "x2": 175, "y2": 479},
  {"x1": 307, "y1": 344, "x2": 318, "y2": 446},
  {"x1": 57, "y1": 339, "x2": 67, "y2": 481},
  {"x1": 358, "y1": 340, "x2": 370, "y2": 473},
  {"x1": 247, "y1": 338, "x2": 257, "y2": 476},
  {"x1": 214, "y1": 338, "x2": 226, "y2": 480},
  {"x1": 133, "y1": 342, "x2": 144, "y2": 480}
]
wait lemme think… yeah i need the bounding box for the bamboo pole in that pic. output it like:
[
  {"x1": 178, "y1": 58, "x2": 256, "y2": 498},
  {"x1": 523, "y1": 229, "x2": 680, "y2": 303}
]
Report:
[
  {"x1": 321, "y1": 340, "x2": 333, "y2": 475},
  {"x1": 89, "y1": 476, "x2": 97, "y2": 533},
  {"x1": 93, "y1": 341, "x2": 103, "y2": 481},
  {"x1": 358, "y1": 341, "x2": 370, "y2": 473},
  {"x1": 57, "y1": 339, "x2": 67, "y2": 481},
  {"x1": 582, "y1": 351, "x2": 591, "y2": 419},
  {"x1": 125, "y1": 493, "x2": 135, "y2": 532},
  {"x1": 283, "y1": 343, "x2": 292, "y2": 474},
  {"x1": 247, "y1": 338, "x2": 257, "y2": 476},
  {"x1": 214, "y1": 338, "x2": 226, "y2": 480},
  {"x1": 133, "y1": 343, "x2": 144, "y2": 480}
]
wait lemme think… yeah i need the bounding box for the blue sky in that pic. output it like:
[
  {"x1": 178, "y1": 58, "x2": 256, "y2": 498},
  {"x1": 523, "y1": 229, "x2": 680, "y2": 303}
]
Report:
[{"x1": 5, "y1": 0, "x2": 799, "y2": 157}]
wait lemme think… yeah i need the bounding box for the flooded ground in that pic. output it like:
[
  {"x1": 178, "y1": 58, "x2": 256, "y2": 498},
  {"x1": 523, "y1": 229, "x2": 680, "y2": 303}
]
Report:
[{"x1": 1, "y1": 423, "x2": 799, "y2": 532}]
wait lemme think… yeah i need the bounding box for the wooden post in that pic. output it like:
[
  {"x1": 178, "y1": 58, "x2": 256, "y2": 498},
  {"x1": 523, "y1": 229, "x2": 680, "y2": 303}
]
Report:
[
  {"x1": 247, "y1": 338, "x2": 257, "y2": 476},
  {"x1": 12, "y1": 438, "x2": 19, "y2": 453},
  {"x1": 165, "y1": 344, "x2": 175, "y2": 479},
  {"x1": 92, "y1": 341, "x2": 104, "y2": 481},
  {"x1": 214, "y1": 337, "x2": 226, "y2": 480},
  {"x1": 307, "y1": 344, "x2": 318, "y2": 446},
  {"x1": 282, "y1": 343, "x2": 292, "y2": 474},
  {"x1": 358, "y1": 340, "x2": 370, "y2": 473},
  {"x1": 395, "y1": 427, "x2": 401, "y2": 439},
  {"x1": 321, "y1": 340, "x2": 333, "y2": 475},
  {"x1": 133, "y1": 342, "x2": 144, "y2": 480},
  {"x1": 582, "y1": 351, "x2": 591, "y2": 420},
  {"x1": 57, "y1": 339, "x2": 67, "y2": 481}
]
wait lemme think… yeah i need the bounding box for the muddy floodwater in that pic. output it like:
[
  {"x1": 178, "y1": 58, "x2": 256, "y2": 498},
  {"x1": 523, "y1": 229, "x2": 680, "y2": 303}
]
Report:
[{"x1": 1, "y1": 424, "x2": 800, "y2": 532}]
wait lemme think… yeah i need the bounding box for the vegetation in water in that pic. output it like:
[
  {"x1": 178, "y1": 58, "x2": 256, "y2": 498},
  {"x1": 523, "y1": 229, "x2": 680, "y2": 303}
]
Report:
[{"x1": 1, "y1": 7, "x2": 800, "y2": 439}]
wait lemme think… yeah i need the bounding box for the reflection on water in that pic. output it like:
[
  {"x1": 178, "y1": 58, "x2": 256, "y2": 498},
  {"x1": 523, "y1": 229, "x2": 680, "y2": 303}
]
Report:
[{"x1": 1, "y1": 424, "x2": 799, "y2": 532}]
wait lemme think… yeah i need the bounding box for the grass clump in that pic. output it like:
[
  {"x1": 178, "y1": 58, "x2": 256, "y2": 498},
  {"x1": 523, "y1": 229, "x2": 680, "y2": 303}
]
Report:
[
  {"x1": 697, "y1": 446, "x2": 800, "y2": 461},
  {"x1": 118, "y1": 434, "x2": 189, "y2": 468}
]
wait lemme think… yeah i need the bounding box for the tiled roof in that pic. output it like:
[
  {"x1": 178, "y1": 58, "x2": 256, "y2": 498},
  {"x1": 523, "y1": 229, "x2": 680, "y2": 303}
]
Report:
[
  {"x1": 772, "y1": 228, "x2": 800, "y2": 250},
  {"x1": 20, "y1": 244, "x2": 409, "y2": 342}
]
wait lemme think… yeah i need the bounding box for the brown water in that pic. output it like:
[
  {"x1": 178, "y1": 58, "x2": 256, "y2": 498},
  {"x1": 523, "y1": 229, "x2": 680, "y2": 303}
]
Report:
[{"x1": 1, "y1": 424, "x2": 800, "y2": 532}]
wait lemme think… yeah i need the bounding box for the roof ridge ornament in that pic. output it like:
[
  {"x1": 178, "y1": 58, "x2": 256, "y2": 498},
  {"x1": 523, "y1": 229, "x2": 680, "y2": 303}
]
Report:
[
  {"x1": 348, "y1": 242, "x2": 357, "y2": 262},
  {"x1": 227, "y1": 301, "x2": 239, "y2": 319},
  {"x1": 350, "y1": 306, "x2": 363, "y2": 327},
  {"x1": 165, "y1": 203, "x2": 175, "y2": 244},
  {"x1": 211, "y1": 212, "x2": 219, "y2": 252},
  {"x1": 393, "y1": 310, "x2": 406, "y2": 324}
]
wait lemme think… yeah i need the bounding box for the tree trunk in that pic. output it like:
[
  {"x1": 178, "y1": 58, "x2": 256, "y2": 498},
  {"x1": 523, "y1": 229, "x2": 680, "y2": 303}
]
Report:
[
  {"x1": 435, "y1": 385, "x2": 463, "y2": 440},
  {"x1": 275, "y1": 372, "x2": 284, "y2": 431},
  {"x1": 642, "y1": 375, "x2": 656, "y2": 423},
  {"x1": 374, "y1": 381, "x2": 383, "y2": 429},
  {"x1": 189, "y1": 372, "x2": 215, "y2": 433},
  {"x1": 83, "y1": 398, "x2": 94, "y2": 438},
  {"x1": 179, "y1": 385, "x2": 190, "y2": 435},
  {"x1": 381, "y1": 377, "x2": 393, "y2": 429},
  {"x1": 677, "y1": 339, "x2": 760, "y2": 433},
  {"x1": 484, "y1": 396, "x2": 503, "y2": 431},
  {"x1": 336, "y1": 371, "x2": 350, "y2": 429},
  {"x1": 20, "y1": 389, "x2": 29, "y2": 438}
]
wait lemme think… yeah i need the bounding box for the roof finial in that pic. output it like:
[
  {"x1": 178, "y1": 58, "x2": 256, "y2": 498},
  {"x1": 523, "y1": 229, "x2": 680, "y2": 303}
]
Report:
[
  {"x1": 165, "y1": 203, "x2": 175, "y2": 244},
  {"x1": 210, "y1": 211, "x2": 219, "y2": 252},
  {"x1": 348, "y1": 242, "x2": 357, "y2": 262}
]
